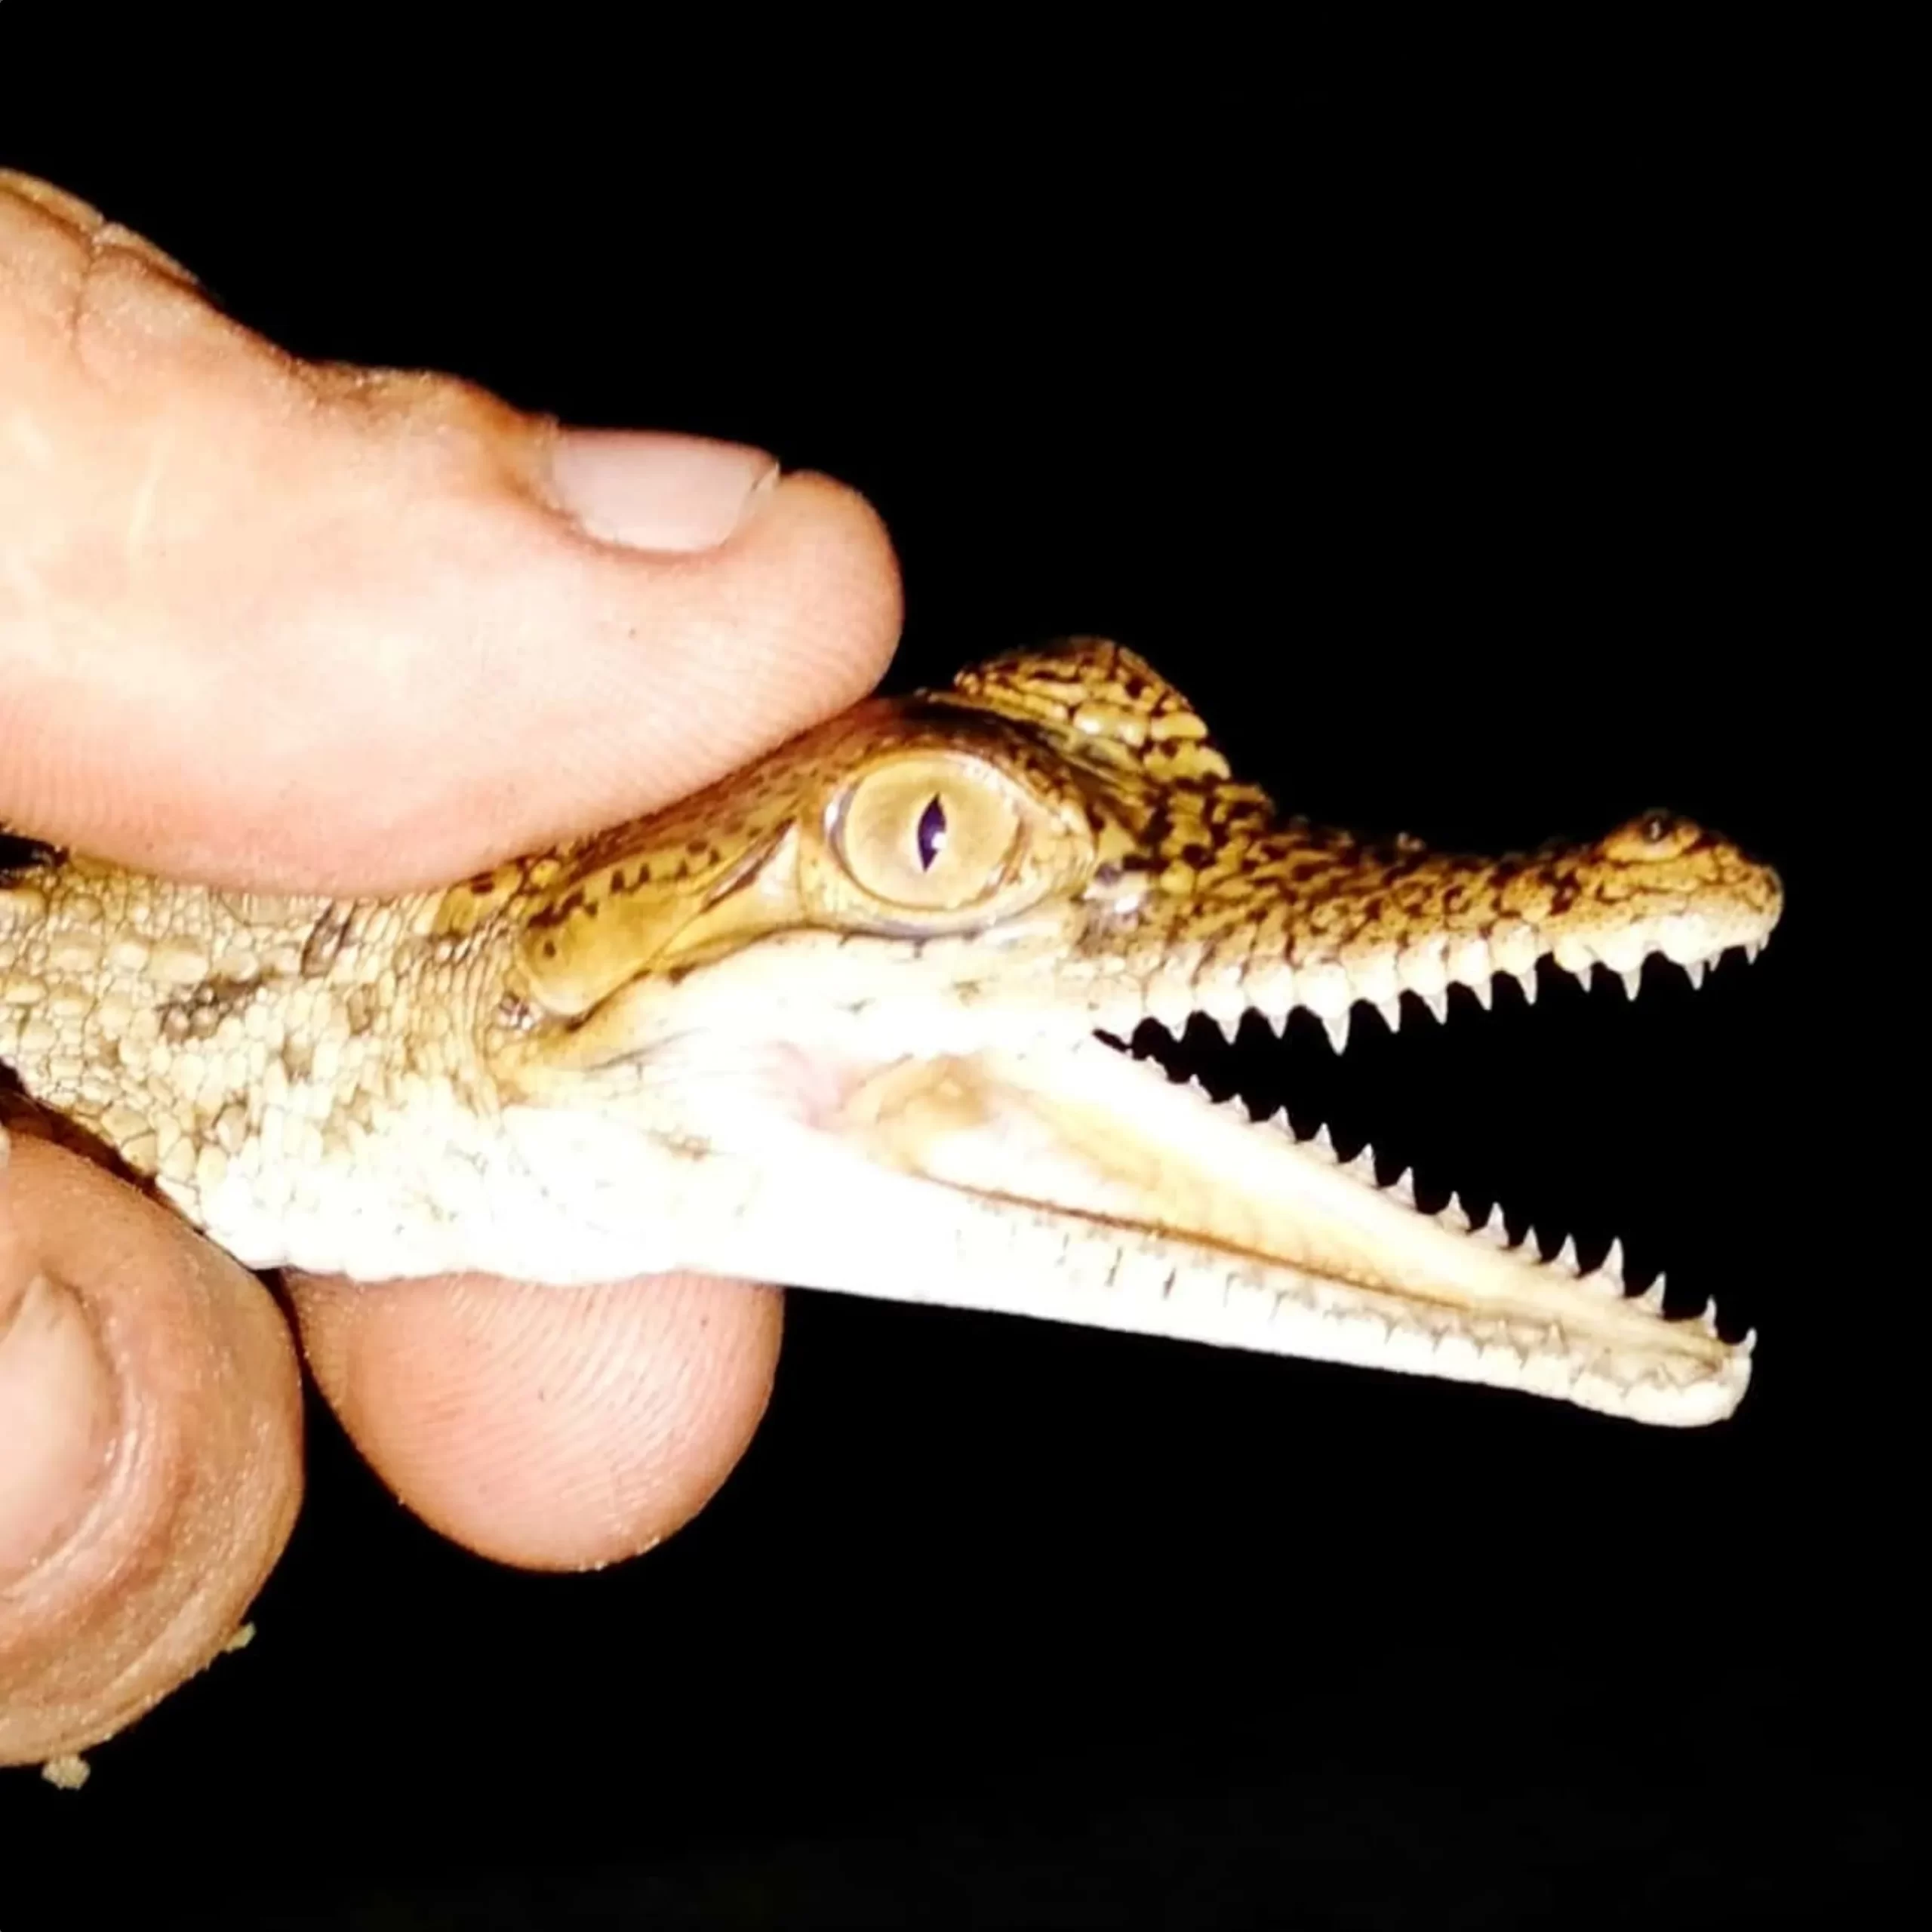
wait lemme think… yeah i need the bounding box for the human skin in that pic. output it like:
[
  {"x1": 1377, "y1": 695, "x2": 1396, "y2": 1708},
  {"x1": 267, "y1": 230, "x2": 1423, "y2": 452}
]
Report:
[{"x1": 0, "y1": 172, "x2": 903, "y2": 1764}]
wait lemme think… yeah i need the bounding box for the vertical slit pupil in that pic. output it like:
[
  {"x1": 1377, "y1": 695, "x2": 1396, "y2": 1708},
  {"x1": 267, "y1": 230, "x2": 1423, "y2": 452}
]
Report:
[{"x1": 916, "y1": 795, "x2": 949, "y2": 870}]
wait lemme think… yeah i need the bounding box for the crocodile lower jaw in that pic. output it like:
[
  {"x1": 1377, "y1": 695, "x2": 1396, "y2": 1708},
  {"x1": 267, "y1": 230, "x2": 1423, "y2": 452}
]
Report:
[{"x1": 809, "y1": 1031, "x2": 1748, "y2": 1427}]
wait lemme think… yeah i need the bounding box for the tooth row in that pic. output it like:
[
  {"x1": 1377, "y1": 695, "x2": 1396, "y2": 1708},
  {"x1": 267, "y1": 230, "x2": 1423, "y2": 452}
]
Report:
[
  {"x1": 1261, "y1": 1106, "x2": 1729, "y2": 1337},
  {"x1": 1140, "y1": 937, "x2": 1755, "y2": 1057},
  {"x1": 1143, "y1": 935, "x2": 1756, "y2": 1343},
  {"x1": 1174, "y1": 1074, "x2": 1735, "y2": 1340}
]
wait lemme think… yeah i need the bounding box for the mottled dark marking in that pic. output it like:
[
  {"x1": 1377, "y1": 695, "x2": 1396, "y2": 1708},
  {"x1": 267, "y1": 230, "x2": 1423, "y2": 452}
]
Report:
[
  {"x1": 457, "y1": 645, "x2": 1780, "y2": 1054},
  {"x1": 301, "y1": 905, "x2": 354, "y2": 978},
  {"x1": 161, "y1": 977, "x2": 260, "y2": 1041},
  {"x1": 0, "y1": 831, "x2": 62, "y2": 880}
]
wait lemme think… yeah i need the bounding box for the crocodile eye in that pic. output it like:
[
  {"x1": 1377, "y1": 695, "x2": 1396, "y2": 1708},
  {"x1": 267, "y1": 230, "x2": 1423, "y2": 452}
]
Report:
[
  {"x1": 833, "y1": 754, "x2": 1022, "y2": 911},
  {"x1": 1601, "y1": 811, "x2": 1701, "y2": 863}
]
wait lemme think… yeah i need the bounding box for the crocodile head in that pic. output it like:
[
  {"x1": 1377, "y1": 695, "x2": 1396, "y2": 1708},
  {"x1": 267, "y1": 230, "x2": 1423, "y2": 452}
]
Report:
[{"x1": 480, "y1": 638, "x2": 1780, "y2": 1426}]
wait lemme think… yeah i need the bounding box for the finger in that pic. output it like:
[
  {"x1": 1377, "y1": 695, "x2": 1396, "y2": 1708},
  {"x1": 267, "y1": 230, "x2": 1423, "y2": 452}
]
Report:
[
  {"x1": 288, "y1": 1268, "x2": 782, "y2": 1569},
  {"x1": 0, "y1": 1134, "x2": 303, "y2": 1765},
  {"x1": 0, "y1": 171, "x2": 902, "y2": 894}
]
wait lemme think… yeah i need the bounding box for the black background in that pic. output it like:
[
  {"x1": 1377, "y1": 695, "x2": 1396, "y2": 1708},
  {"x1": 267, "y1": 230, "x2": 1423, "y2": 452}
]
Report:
[{"x1": 0, "y1": 26, "x2": 1903, "y2": 1928}]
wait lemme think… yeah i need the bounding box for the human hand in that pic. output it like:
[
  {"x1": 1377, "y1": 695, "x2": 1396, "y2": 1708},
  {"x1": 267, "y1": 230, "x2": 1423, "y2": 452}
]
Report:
[{"x1": 0, "y1": 172, "x2": 902, "y2": 1766}]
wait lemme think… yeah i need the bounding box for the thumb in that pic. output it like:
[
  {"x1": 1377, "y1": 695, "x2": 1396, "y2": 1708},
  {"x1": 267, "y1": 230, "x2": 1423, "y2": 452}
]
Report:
[
  {"x1": 0, "y1": 171, "x2": 902, "y2": 894},
  {"x1": 0, "y1": 1131, "x2": 303, "y2": 1767}
]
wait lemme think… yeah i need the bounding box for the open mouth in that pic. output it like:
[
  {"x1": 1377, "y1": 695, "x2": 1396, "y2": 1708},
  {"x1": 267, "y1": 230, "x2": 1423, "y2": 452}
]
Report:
[
  {"x1": 789, "y1": 925, "x2": 1767, "y2": 1432},
  {"x1": 1106, "y1": 943, "x2": 1765, "y2": 1344}
]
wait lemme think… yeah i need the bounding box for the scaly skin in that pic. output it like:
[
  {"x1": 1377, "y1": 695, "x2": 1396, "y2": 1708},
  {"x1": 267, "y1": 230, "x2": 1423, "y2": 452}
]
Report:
[{"x1": 0, "y1": 640, "x2": 1781, "y2": 1424}]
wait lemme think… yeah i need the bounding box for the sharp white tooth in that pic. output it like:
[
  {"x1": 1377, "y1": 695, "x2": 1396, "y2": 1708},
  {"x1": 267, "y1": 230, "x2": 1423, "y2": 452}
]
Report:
[
  {"x1": 1145, "y1": 983, "x2": 1192, "y2": 1032},
  {"x1": 1312, "y1": 1122, "x2": 1336, "y2": 1157},
  {"x1": 1514, "y1": 970, "x2": 1538, "y2": 1006},
  {"x1": 1553, "y1": 1235, "x2": 1580, "y2": 1275},
  {"x1": 1469, "y1": 977, "x2": 1494, "y2": 1011},
  {"x1": 1205, "y1": 1009, "x2": 1238, "y2": 1042},
  {"x1": 1620, "y1": 968, "x2": 1643, "y2": 1001},
  {"x1": 1488, "y1": 923, "x2": 1537, "y2": 976},
  {"x1": 1422, "y1": 989, "x2": 1448, "y2": 1024},
  {"x1": 1478, "y1": 1208, "x2": 1510, "y2": 1248},
  {"x1": 1554, "y1": 937, "x2": 1595, "y2": 977},
  {"x1": 1345, "y1": 1146, "x2": 1376, "y2": 1181},
  {"x1": 1266, "y1": 1104, "x2": 1293, "y2": 1133},
  {"x1": 1695, "y1": 1297, "x2": 1721, "y2": 1337},
  {"x1": 1601, "y1": 1237, "x2": 1626, "y2": 1287},
  {"x1": 1740, "y1": 1327, "x2": 1758, "y2": 1357},
  {"x1": 1595, "y1": 931, "x2": 1646, "y2": 974},
  {"x1": 1638, "y1": 1273, "x2": 1668, "y2": 1314},
  {"x1": 1351, "y1": 950, "x2": 1399, "y2": 1001},
  {"x1": 1219, "y1": 980, "x2": 1259, "y2": 1027},
  {"x1": 1684, "y1": 959, "x2": 1708, "y2": 991},
  {"x1": 1745, "y1": 940, "x2": 1764, "y2": 964},
  {"x1": 1377, "y1": 997, "x2": 1401, "y2": 1034},
  {"x1": 1441, "y1": 1195, "x2": 1471, "y2": 1232},
  {"x1": 1448, "y1": 936, "x2": 1492, "y2": 985},
  {"x1": 1264, "y1": 1008, "x2": 1291, "y2": 1037},
  {"x1": 1397, "y1": 941, "x2": 1450, "y2": 1001},
  {"x1": 1323, "y1": 1010, "x2": 1352, "y2": 1054},
  {"x1": 1388, "y1": 1168, "x2": 1415, "y2": 1205}
]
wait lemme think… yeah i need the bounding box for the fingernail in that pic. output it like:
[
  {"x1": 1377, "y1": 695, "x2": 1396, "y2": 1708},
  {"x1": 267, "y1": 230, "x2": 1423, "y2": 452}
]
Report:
[
  {"x1": 546, "y1": 430, "x2": 779, "y2": 552},
  {"x1": 0, "y1": 1272, "x2": 115, "y2": 1582}
]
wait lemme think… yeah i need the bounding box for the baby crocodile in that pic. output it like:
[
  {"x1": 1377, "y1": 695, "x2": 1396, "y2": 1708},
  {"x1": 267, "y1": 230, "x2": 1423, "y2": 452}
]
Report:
[{"x1": 0, "y1": 640, "x2": 1781, "y2": 1425}]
